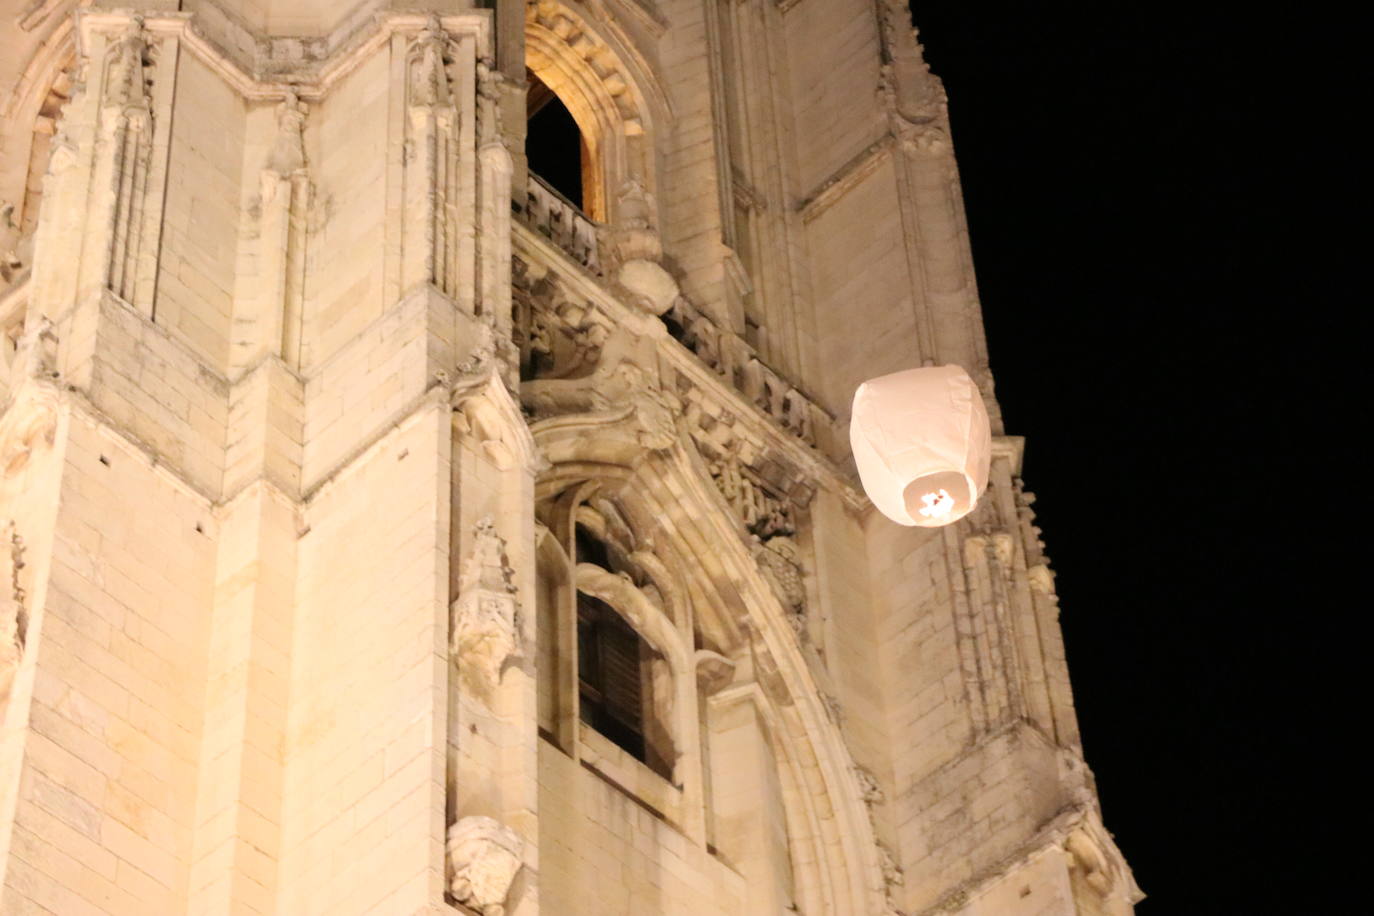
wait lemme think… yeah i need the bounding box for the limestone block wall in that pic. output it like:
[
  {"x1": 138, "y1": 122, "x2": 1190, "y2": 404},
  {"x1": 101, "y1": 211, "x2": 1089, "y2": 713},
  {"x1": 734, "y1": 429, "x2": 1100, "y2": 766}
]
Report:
[
  {"x1": 5, "y1": 410, "x2": 214, "y2": 914},
  {"x1": 0, "y1": 1, "x2": 1138, "y2": 913},
  {"x1": 537, "y1": 739, "x2": 745, "y2": 916},
  {"x1": 805, "y1": 487, "x2": 897, "y2": 839},
  {"x1": 278, "y1": 408, "x2": 450, "y2": 916},
  {"x1": 0, "y1": 390, "x2": 69, "y2": 909},
  {"x1": 156, "y1": 52, "x2": 246, "y2": 371},
  {"x1": 804, "y1": 161, "x2": 918, "y2": 423},
  {"x1": 782, "y1": 0, "x2": 885, "y2": 195},
  {"x1": 300, "y1": 287, "x2": 465, "y2": 492},
  {"x1": 300, "y1": 52, "x2": 390, "y2": 369},
  {"x1": 85, "y1": 293, "x2": 228, "y2": 497}
]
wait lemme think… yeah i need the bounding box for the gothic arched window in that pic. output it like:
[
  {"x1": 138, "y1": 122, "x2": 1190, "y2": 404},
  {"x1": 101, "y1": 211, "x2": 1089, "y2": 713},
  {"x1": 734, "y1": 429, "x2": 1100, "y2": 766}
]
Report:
[
  {"x1": 576, "y1": 594, "x2": 648, "y2": 758},
  {"x1": 525, "y1": 71, "x2": 597, "y2": 216},
  {"x1": 535, "y1": 494, "x2": 681, "y2": 791}
]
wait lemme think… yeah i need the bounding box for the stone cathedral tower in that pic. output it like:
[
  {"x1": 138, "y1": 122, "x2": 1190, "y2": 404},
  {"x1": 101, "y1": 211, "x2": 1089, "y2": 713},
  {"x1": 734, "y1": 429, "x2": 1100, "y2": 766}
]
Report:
[{"x1": 0, "y1": 1, "x2": 1138, "y2": 914}]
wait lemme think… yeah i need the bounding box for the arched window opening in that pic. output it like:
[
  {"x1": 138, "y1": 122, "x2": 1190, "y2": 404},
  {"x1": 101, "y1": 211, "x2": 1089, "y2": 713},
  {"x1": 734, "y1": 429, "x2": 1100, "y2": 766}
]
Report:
[
  {"x1": 4, "y1": 54, "x2": 75, "y2": 287},
  {"x1": 571, "y1": 521, "x2": 674, "y2": 780},
  {"x1": 577, "y1": 593, "x2": 669, "y2": 774},
  {"x1": 574, "y1": 521, "x2": 611, "y2": 570},
  {"x1": 535, "y1": 490, "x2": 681, "y2": 785},
  {"x1": 526, "y1": 70, "x2": 591, "y2": 214},
  {"x1": 21, "y1": 70, "x2": 73, "y2": 237}
]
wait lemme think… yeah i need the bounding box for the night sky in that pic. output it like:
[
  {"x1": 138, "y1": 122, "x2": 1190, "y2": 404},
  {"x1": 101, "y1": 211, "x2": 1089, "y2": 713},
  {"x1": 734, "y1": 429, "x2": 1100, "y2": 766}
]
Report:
[{"x1": 912, "y1": 4, "x2": 1349, "y2": 912}]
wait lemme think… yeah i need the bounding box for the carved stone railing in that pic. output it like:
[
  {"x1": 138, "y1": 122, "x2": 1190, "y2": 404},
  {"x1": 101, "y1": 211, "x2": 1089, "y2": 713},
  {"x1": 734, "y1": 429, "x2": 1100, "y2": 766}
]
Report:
[
  {"x1": 663, "y1": 295, "x2": 829, "y2": 451},
  {"x1": 521, "y1": 171, "x2": 602, "y2": 275}
]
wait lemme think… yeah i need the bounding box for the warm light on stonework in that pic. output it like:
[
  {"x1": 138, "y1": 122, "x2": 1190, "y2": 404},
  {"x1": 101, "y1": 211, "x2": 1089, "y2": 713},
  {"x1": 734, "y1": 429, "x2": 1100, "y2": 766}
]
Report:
[{"x1": 850, "y1": 364, "x2": 992, "y2": 527}]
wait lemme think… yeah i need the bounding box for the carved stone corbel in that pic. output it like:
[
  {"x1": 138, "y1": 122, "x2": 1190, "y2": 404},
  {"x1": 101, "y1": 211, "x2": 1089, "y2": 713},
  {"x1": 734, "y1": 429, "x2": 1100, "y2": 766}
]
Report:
[
  {"x1": 1027, "y1": 563, "x2": 1057, "y2": 600},
  {"x1": 694, "y1": 648, "x2": 736, "y2": 696},
  {"x1": 446, "y1": 815, "x2": 524, "y2": 916},
  {"x1": 0, "y1": 202, "x2": 20, "y2": 283},
  {"x1": 617, "y1": 363, "x2": 679, "y2": 451},
  {"x1": 1065, "y1": 828, "x2": 1114, "y2": 897},
  {"x1": 453, "y1": 362, "x2": 545, "y2": 473},
  {"x1": 261, "y1": 91, "x2": 309, "y2": 191}
]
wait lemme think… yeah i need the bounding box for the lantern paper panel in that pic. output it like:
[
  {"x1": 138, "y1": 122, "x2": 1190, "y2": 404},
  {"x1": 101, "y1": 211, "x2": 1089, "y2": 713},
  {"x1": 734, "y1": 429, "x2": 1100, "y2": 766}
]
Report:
[{"x1": 849, "y1": 364, "x2": 992, "y2": 527}]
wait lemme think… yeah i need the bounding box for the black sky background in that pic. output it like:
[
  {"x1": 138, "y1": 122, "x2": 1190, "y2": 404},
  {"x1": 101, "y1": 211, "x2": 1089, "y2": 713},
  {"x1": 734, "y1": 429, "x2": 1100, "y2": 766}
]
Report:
[{"x1": 909, "y1": 4, "x2": 1353, "y2": 913}]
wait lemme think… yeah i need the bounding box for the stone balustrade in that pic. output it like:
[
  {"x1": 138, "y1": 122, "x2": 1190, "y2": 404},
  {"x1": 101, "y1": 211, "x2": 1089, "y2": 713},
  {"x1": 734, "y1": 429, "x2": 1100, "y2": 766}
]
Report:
[
  {"x1": 664, "y1": 295, "x2": 829, "y2": 452},
  {"x1": 522, "y1": 172, "x2": 602, "y2": 275}
]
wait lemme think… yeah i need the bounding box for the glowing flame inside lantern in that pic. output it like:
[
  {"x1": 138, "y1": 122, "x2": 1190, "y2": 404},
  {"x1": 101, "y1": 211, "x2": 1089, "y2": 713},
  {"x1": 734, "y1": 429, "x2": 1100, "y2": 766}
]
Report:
[{"x1": 917, "y1": 489, "x2": 954, "y2": 519}]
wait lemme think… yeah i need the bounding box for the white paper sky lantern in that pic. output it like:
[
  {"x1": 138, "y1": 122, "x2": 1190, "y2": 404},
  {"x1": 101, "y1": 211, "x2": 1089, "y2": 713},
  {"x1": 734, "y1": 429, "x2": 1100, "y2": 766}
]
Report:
[{"x1": 850, "y1": 364, "x2": 992, "y2": 527}]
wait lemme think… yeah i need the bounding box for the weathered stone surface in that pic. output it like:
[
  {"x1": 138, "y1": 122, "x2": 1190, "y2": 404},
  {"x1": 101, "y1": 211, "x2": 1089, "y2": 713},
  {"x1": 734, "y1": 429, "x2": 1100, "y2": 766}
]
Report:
[{"x1": 0, "y1": 2, "x2": 1134, "y2": 914}]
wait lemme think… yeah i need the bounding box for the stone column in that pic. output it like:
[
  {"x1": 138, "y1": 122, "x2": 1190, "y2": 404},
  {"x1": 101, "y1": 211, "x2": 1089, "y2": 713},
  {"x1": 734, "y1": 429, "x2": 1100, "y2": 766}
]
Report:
[
  {"x1": 447, "y1": 367, "x2": 541, "y2": 915},
  {"x1": 250, "y1": 91, "x2": 312, "y2": 372}
]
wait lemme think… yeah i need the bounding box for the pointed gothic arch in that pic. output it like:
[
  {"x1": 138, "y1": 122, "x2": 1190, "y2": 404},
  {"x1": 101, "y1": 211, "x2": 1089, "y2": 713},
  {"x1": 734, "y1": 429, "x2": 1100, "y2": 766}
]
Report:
[
  {"x1": 530, "y1": 409, "x2": 891, "y2": 915},
  {"x1": 523, "y1": 0, "x2": 668, "y2": 228},
  {"x1": 1, "y1": 19, "x2": 78, "y2": 280}
]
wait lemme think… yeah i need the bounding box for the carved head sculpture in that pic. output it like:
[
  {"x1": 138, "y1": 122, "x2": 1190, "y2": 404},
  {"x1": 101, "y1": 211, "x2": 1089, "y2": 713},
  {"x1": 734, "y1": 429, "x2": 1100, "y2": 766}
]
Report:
[{"x1": 447, "y1": 815, "x2": 523, "y2": 916}]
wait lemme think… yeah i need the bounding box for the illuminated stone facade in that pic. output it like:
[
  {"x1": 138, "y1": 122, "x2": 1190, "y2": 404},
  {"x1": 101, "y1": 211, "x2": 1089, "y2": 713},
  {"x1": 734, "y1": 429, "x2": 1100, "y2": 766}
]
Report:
[{"x1": 0, "y1": 1, "x2": 1138, "y2": 913}]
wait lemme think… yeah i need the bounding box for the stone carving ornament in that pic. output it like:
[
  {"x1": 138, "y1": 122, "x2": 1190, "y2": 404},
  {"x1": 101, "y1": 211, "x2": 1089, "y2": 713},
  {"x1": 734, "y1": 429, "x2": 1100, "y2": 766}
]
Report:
[
  {"x1": 1, "y1": 522, "x2": 27, "y2": 704},
  {"x1": 709, "y1": 454, "x2": 793, "y2": 539},
  {"x1": 451, "y1": 517, "x2": 520, "y2": 695},
  {"x1": 262, "y1": 90, "x2": 308, "y2": 185},
  {"x1": 753, "y1": 535, "x2": 804, "y2": 612},
  {"x1": 446, "y1": 815, "x2": 524, "y2": 915},
  {"x1": 409, "y1": 15, "x2": 455, "y2": 115}
]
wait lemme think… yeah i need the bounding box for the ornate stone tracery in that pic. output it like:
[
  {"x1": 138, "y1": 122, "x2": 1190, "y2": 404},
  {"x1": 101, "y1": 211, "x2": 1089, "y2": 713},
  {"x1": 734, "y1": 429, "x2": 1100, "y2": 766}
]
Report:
[
  {"x1": 98, "y1": 17, "x2": 161, "y2": 310},
  {"x1": 404, "y1": 16, "x2": 464, "y2": 299}
]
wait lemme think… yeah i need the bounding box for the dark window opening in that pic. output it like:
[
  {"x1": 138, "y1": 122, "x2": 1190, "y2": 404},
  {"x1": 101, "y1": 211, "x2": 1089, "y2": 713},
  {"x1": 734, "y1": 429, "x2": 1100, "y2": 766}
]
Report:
[
  {"x1": 578, "y1": 593, "x2": 647, "y2": 761},
  {"x1": 526, "y1": 70, "x2": 585, "y2": 210},
  {"x1": 575, "y1": 523, "x2": 613, "y2": 570}
]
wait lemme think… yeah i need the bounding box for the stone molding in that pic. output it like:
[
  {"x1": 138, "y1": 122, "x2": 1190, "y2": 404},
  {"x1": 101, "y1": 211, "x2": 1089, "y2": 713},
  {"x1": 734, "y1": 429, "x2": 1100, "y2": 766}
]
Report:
[
  {"x1": 69, "y1": 6, "x2": 491, "y2": 103},
  {"x1": 512, "y1": 239, "x2": 859, "y2": 510}
]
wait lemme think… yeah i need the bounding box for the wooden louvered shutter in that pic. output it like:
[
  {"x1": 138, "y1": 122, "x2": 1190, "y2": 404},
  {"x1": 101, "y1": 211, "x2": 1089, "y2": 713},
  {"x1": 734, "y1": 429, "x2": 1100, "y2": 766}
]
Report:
[
  {"x1": 576, "y1": 593, "x2": 647, "y2": 761},
  {"x1": 597, "y1": 613, "x2": 642, "y2": 735}
]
